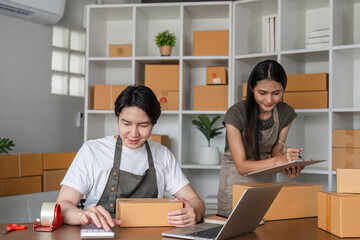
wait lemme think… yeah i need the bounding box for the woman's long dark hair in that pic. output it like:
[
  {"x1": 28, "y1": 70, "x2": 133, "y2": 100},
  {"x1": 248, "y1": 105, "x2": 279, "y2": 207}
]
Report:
[{"x1": 244, "y1": 60, "x2": 287, "y2": 160}]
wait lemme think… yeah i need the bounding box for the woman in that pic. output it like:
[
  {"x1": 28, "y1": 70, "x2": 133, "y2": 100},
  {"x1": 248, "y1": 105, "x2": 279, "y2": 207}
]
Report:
[
  {"x1": 217, "y1": 60, "x2": 303, "y2": 217},
  {"x1": 57, "y1": 85, "x2": 205, "y2": 230}
]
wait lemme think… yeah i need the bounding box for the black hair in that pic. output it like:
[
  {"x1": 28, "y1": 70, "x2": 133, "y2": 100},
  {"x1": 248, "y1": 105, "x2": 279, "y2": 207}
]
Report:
[
  {"x1": 114, "y1": 85, "x2": 161, "y2": 125},
  {"x1": 244, "y1": 59, "x2": 287, "y2": 160}
]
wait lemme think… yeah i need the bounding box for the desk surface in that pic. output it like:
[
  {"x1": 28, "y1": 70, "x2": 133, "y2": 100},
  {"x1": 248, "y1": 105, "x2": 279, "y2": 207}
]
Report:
[{"x1": 0, "y1": 218, "x2": 354, "y2": 240}]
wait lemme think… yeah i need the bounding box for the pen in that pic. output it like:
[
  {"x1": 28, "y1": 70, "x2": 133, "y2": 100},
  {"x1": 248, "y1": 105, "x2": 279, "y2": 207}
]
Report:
[{"x1": 278, "y1": 140, "x2": 304, "y2": 160}]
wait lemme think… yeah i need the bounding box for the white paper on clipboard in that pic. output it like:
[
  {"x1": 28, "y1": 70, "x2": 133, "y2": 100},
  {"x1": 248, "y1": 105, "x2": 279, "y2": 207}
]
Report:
[{"x1": 244, "y1": 160, "x2": 325, "y2": 176}]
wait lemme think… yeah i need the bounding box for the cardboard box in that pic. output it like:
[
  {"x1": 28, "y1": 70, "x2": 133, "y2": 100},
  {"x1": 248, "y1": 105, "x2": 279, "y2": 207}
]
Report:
[
  {"x1": 332, "y1": 148, "x2": 360, "y2": 170},
  {"x1": 286, "y1": 73, "x2": 328, "y2": 92},
  {"x1": 154, "y1": 90, "x2": 179, "y2": 110},
  {"x1": 193, "y1": 30, "x2": 229, "y2": 56},
  {"x1": 0, "y1": 176, "x2": 42, "y2": 197},
  {"x1": 283, "y1": 91, "x2": 328, "y2": 109},
  {"x1": 333, "y1": 129, "x2": 360, "y2": 148},
  {"x1": 318, "y1": 191, "x2": 360, "y2": 237},
  {"x1": 337, "y1": 169, "x2": 360, "y2": 193},
  {"x1": 0, "y1": 154, "x2": 19, "y2": 179},
  {"x1": 194, "y1": 85, "x2": 228, "y2": 111},
  {"x1": 43, "y1": 169, "x2": 67, "y2": 192},
  {"x1": 0, "y1": 153, "x2": 43, "y2": 179},
  {"x1": 233, "y1": 182, "x2": 322, "y2": 221},
  {"x1": 145, "y1": 64, "x2": 179, "y2": 91},
  {"x1": 93, "y1": 84, "x2": 128, "y2": 110},
  {"x1": 116, "y1": 198, "x2": 183, "y2": 227},
  {"x1": 206, "y1": 66, "x2": 227, "y2": 85},
  {"x1": 150, "y1": 135, "x2": 169, "y2": 149},
  {"x1": 242, "y1": 83, "x2": 247, "y2": 99},
  {"x1": 43, "y1": 152, "x2": 76, "y2": 170},
  {"x1": 109, "y1": 44, "x2": 132, "y2": 57}
]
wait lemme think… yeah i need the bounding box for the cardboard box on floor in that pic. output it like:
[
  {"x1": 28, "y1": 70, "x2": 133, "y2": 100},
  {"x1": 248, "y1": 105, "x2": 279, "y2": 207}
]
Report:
[
  {"x1": 233, "y1": 182, "x2": 322, "y2": 221},
  {"x1": 283, "y1": 91, "x2": 328, "y2": 109},
  {"x1": 150, "y1": 135, "x2": 170, "y2": 149},
  {"x1": 43, "y1": 152, "x2": 76, "y2": 170},
  {"x1": 332, "y1": 147, "x2": 360, "y2": 170},
  {"x1": 336, "y1": 169, "x2": 360, "y2": 193},
  {"x1": 0, "y1": 176, "x2": 42, "y2": 197},
  {"x1": 153, "y1": 90, "x2": 179, "y2": 110},
  {"x1": 116, "y1": 198, "x2": 183, "y2": 227},
  {"x1": 43, "y1": 169, "x2": 67, "y2": 192},
  {"x1": 193, "y1": 85, "x2": 228, "y2": 110},
  {"x1": 93, "y1": 84, "x2": 128, "y2": 110},
  {"x1": 318, "y1": 191, "x2": 360, "y2": 238},
  {"x1": 0, "y1": 153, "x2": 43, "y2": 179},
  {"x1": 333, "y1": 129, "x2": 360, "y2": 148},
  {"x1": 109, "y1": 44, "x2": 132, "y2": 57},
  {"x1": 193, "y1": 30, "x2": 229, "y2": 56},
  {"x1": 145, "y1": 64, "x2": 179, "y2": 91},
  {"x1": 206, "y1": 66, "x2": 227, "y2": 85},
  {"x1": 286, "y1": 73, "x2": 328, "y2": 92}
]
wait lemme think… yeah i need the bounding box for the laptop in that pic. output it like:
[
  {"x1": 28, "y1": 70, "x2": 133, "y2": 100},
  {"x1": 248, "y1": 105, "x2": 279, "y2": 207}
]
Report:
[{"x1": 161, "y1": 184, "x2": 283, "y2": 240}]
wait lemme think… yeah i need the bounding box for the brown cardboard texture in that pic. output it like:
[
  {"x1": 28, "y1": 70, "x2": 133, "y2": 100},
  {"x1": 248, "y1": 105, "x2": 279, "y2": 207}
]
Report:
[
  {"x1": 332, "y1": 147, "x2": 360, "y2": 170},
  {"x1": 193, "y1": 30, "x2": 229, "y2": 56},
  {"x1": 43, "y1": 152, "x2": 76, "y2": 170},
  {"x1": 286, "y1": 73, "x2": 328, "y2": 92},
  {"x1": 242, "y1": 83, "x2": 247, "y2": 99},
  {"x1": 109, "y1": 44, "x2": 132, "y2": 57},
  {"x1": 0, "y1": 176, "x2": 42, "y2": 197},
  {"x1": 318, "y1": 191, "x2": 360, "y2": 238},
  {"x1": 206, "y1": 66, "x2": 227, "y2": 85},
  {"x1": 19, "y1": 153, "x2": 43, "y2": 177},
  {"x1": 43, "y1": 169, "x2": 67, "y2": 192},
  {"x1": 283, "y1": 91, "x2": 328, "y2": 109},
  {"x1": 154, "y1": 90, "x2": 179, "y2": 110},
  {"x1": 145, "y1": 64, "x2": 179, "y2": 91},
  {"x1": 150, "y1": 135, "x2": 170, "y2": 149},
  {"x1": 0, "y1": 154, "x2": 19, "y2": 179},
  {"x1": 336, "y1": 169, "x2": 360, "y2": 193},
  {"x1": 116, "y1": 198, "x2": 183, "y2": 227},
  {"x1": 111, "y1": 85, "x2": 128, "y2": 110},
  {"x1": 233, "y1": 182, "x2": 322, "y2": 221},
  {"x1": 333, "y1": 129, "x2": 360, "y2": 148},
  {"x1": 93, "y1": 84, "x2": 111, "y2": 110},
  {"x1": 194, "y1": 85, "x2": 228, "y2": 111}
]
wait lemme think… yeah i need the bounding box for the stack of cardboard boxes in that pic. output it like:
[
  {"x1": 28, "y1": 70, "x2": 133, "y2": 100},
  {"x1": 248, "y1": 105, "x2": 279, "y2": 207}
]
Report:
[
  {"x1": 332, "y1": 129, "x2": 360, "y2": 169},
  {"x1": 0, "y1": 152, "x2": 75, "y2": 196},
  {"x1": 318, "y1": 169, "x2": 360, "y2": 237}
]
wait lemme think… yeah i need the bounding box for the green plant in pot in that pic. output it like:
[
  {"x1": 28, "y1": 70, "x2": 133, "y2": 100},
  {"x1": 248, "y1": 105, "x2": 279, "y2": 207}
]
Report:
[
  {"x1": 192, "y1": 115, "x2": 224, "y2": 165},
  {"x1": 155, "y1": 30, "x2": 176, "y2": 56},
  {"x1": 0, "y1": 138, "x2": 15, "y2": 154}
]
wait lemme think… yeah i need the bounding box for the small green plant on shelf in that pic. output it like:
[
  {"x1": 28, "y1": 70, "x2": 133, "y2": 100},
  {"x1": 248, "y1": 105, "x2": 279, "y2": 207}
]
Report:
[
  {"x1": 192, "y1": 115, "x2": 225, "y2": 147},
  {"x1": 155, "y1": 30, "x2": 176, "y2": 56},
  {"x1": 0, "y1": 138, "x2": 15, "y2": 154}
]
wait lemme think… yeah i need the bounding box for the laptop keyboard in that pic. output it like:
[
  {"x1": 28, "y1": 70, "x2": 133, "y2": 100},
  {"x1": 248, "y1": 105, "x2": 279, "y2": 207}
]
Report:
[{"x1": 186, "y1": 226, "x2": 223, "y2": 239}]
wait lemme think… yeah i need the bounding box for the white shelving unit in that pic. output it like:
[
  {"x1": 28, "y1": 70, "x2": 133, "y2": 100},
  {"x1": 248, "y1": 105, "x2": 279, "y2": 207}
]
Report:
[{"x1": 85, "y1": 0, "x2": 360, "y2": 204}]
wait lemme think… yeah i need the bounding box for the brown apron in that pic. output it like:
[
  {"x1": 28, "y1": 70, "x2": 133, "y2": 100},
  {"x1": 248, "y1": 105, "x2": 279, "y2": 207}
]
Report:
[
  {"x1": 97, "y1": 137, "x2": 158, "y2": 217},
  {"x1": 217, "y1": 107, "x2": 279, "y2": 217}
]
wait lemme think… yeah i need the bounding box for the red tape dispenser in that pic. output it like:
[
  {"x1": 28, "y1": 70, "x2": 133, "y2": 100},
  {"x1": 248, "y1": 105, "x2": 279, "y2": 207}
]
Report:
[{"x1": 33, "y1": 202, "x2": 63, "y2": 232}]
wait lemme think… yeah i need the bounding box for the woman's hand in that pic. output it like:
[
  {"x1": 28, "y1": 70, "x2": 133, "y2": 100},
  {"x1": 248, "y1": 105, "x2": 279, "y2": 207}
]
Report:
[
  {"x1": 167, "y1": 198, "x2": 196, "y2": 227},
  {"x1": 78, "y1": 205, "x2": 121, "y2": 231},
  {"x1": 278, "y1": 147, "x2": 304, "y2": 164},
  {"x1": 283, "y1": 166, "x2": 303, "y2": 178}
]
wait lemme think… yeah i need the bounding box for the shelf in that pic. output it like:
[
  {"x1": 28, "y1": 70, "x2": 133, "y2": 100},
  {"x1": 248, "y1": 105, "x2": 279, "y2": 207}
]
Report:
[
  {"x1": 181, "y1": 164, "x2": 221, "y2": 170},
  {"x1": 182, "y1": 110, "x2": 226, "y2": 115}
]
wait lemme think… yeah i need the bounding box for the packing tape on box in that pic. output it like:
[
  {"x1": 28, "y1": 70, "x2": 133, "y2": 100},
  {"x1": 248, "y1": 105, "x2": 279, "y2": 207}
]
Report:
[{"x1": 40, "y1": 202, "x2": 57, "y2": 226}]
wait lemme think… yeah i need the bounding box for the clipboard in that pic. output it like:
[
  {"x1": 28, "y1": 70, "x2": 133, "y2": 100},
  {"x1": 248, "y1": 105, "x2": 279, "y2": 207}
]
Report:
[{"x1": 244, "y1": 159, "x2": 325, "y2": 176}]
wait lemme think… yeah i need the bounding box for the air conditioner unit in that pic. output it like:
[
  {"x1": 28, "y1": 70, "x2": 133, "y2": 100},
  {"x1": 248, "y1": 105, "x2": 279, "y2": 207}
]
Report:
[{"x1": 0, "y1": 0, "x2": 66, "y2": 25}]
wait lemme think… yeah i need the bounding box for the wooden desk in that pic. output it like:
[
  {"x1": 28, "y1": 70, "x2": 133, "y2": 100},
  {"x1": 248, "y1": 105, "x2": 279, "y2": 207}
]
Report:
[{"x1": 0, "y1": 218, "x2": 354, "y2": 240}]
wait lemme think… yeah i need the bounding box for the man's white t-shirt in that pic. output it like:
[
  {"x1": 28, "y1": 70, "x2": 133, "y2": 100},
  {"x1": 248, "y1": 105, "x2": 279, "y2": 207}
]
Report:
[{"x1": 61, "y1": 136, "x2": 189, "y2": 210}]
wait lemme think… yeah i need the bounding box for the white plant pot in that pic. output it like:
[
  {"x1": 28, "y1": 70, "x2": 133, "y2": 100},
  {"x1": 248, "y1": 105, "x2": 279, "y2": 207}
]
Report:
[{"x1": 199, "y1": 146, "x2": 220, "y2": 165}]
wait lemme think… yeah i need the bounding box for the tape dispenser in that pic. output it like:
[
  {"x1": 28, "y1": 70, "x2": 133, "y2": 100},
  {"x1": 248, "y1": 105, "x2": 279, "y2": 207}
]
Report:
[{"x1": 33, "y1": 202, "x2": 63, "y2": 232}]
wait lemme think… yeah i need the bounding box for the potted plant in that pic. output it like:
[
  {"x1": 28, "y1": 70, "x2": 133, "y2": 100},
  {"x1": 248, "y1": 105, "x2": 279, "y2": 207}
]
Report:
[
  {"x1": 0, "y1": 138, "x2": 15, "y2": 154},
  {"x1": 192, "y1": 115, "x2": 224, "y2": 165},
  {"x1": 155, "y1": 30, "x2": 176, "y2": 56}
]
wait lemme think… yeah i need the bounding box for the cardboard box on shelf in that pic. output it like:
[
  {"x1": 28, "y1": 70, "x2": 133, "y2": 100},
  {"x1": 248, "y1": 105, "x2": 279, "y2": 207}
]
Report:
[
  {"x1": 145, "y1": 64, "x2": 179, "y2": 91},
  {"x1": 116, "y1": 198, "x2": 183, "y2": 227},
  {"x1": 286, "y1": 73, "x2": 328, "y2": 92},
  {"x1": 154, "y1": 90, "x2": 179, "y2": 111},
  {"x1": 43, "y1": 152, "x2": 76, "y2": 170},
  {"x1": 43, "y1": 169, "x2": 67, "y2": 192},
  {"x1": 93, "y1": 84, "x2": 128, "y2": 110},
  {"x1": 318, "y1": 191, "x2": 360, "y2": 238},
  {"x1": 193, "y1": 85, "x2": 228, "y2": 111},
  {"x1": 0, "y1": 154, "x2": 19, "y2": 179},
  {"x1": 233, "y1": 182, "x2": 322, "y2": 221},
  {"x1": 206, "y1": 66, "x2": 227, "y2": 85},
  {"x1": 193, "y1": 30, "x2": 229, "y2": 56},
  {"x1": 283, "y1": 91, "x2": 328, "y2": 109},
  {"x1": 337, "y1": 169, "x2": 360, "y2": 193},
  {"x1": 333, "y1": 129, "x2": 360, "y2": 148},
  {"x1": 109, "y1": 44, "x2": 132, "y2": 57},
  {"x1": 111, "y1": 85, "x2": 128, "y2": 110},
  {"x1": 0, "y1": 153, "x2": 43, "y2": 179},
  {"x1": 0, "y1": 176, "x2": 42, "y2": 197},
  {"x1": 242, "y1": 83, "x2": 247, "y2": 99},
  {"x1": 150, "y1": 135, "x2": 170, "y2": 149},
  {"x1": 332, "y1": 148, "x2": 360, "y2": 170}
]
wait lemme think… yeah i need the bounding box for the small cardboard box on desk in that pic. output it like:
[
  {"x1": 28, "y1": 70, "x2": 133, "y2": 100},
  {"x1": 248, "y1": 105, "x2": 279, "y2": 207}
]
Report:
[
  {"x1": 233, "y1": 182, "x2": 322, "y2": 221},
  {"x1": 116, "y1": 198, "x2": 183, "y2": 227}
]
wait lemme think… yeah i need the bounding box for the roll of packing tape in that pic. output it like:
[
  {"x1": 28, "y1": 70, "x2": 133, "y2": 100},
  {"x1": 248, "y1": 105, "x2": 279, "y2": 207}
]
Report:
[{"x1": 40, "y1": 202, "x2": 57, "y2": 226}]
